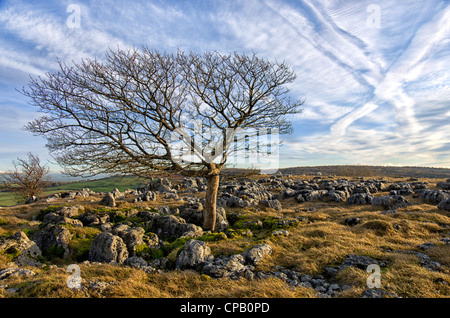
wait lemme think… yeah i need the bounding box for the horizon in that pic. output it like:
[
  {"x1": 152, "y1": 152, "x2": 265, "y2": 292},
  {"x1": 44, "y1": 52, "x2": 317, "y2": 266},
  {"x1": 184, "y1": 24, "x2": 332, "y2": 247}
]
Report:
[{"x1": 1, "y1": 0, "x2": 449, "y2": 173}]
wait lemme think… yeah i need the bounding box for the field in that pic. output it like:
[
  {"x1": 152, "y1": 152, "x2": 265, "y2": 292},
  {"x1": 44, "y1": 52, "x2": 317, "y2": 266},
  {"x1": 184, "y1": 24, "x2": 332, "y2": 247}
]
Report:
[
  {"x1": 0, "y1": 175, "x2": 148, "y2": 207},
  {"x1": 0, "y1": 168, "x2": 449, "y2": 300}
]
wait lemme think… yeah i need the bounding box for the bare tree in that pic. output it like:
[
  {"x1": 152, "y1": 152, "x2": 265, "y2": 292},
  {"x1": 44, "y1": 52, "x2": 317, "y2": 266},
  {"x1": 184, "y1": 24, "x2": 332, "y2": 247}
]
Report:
[
  {"x1": 23, "y1": 47, "x2": 303, "y2": 230},
  {"x1": 3, "y1": 153, "x2": 51, "y2": 203}
]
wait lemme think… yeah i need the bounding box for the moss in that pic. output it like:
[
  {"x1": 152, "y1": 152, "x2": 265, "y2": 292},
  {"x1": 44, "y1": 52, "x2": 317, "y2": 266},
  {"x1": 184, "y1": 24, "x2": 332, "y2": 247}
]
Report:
[
  {"x1": 67, "y1": 227, "x2": 101, "y2": 262},
  {"x1": 21, "y1": 228, "x2": 35, "y2": 238},
  {"x1": 46, "y1": 244, "x2": 66, "y2": 259},
  {"x1": 125, "y1": 215, "x2": 145, "y2": 226},
  {"x1": 68, "y1": 238, "x2": 92, "y2": 262},
  {"x1": 4, "y1": 246, "x2": 21, "y2": 262},
  {"x1": 0, "y1": 218, "x2": 8, "y2": 225},
  {"x1": 233, "y1": 215, "x2": 263, "y2": 231},
  {"x1": 134, "y1": 244, "x2": 150, "y2": 257},
  {"x1": 37, "y1": 205, "x2": 66, "y2": 221},
  {"x1": 168, "y1": 237, "x2": 190, "y2": 250},
  {"x1": 111, "y1": 213, "x2": 127, "y2": 224},
  {"x1": 198, "y1": 232, "x2": 228, "y2": 242},
  {"x1": 263, "y1": 216, "x2": 300, "y2": 230},
  {"x1": 225, "y1": 228, "x2": 253, "y2": 239},
  {"x1": 138, "y1": 245, "x2": 165, "y2": 260}
]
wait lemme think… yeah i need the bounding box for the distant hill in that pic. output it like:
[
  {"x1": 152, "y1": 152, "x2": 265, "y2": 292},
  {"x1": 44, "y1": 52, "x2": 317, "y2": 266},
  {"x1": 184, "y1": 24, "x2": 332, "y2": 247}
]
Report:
[
  {"x1": 277, "y1": 165, "x2": 450, "y2": 179},
  {"x1": 221, "y1": 165, "x2": 450, "y2": 179}
]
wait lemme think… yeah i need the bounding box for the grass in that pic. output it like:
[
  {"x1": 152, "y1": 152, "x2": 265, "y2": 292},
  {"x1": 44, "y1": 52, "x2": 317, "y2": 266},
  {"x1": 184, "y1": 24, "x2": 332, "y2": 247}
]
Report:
[
  {"x1": 1, "y1": 174, "x2": 450, "y2": 298},
  {"x1": 0, "y1": 175, "x2": 149, "y2": 207}
]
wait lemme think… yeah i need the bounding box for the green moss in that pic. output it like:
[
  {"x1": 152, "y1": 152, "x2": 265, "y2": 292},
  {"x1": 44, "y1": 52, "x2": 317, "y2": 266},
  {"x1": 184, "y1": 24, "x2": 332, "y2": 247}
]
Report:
[
  {"x1": 0, "y1": 218, "x2": 8, "y2": 225},
  {"x1": 262, "y1": 216, "x2": 300, "y2": 230},
  {"x1": 111, "y1": 212, "x2": 127, "y2": 224},
  {"x1": 68, "y1": 238, "x2": 92, "y2": 262},
  {"x1": 4, "y1": 246, "x2": 21, "y2": 262},
  {"x1": 169, "y1": 237, "x2": 190, "y2": 250},
  {"x1": 37, "y1": 205, "x2": 66, "y2": 221},
  {"x1": 233, "y1": 215, "x2": 263, "y2": 231},
  {"x1": 149, "y1": 248, "x2": 165, "y2": 260},
  {"x1": 67, "y1": 227, "x2": 101, "y2": 262},
  {"x1": 198, "y1": 232, "x2": 228, "y2": 242},
  {"x1": 46, "y1": 244, "x2": 66, "y2": 259},
  {"x1": 134, "y1": 244, "x2": 149, "y2": 256}
]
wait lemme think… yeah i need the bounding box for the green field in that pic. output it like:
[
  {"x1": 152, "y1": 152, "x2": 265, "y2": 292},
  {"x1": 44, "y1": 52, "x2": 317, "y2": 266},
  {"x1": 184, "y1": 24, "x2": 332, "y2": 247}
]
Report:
[{"x1": 0, "y1": 175, "x2": 149, "y2": 207}]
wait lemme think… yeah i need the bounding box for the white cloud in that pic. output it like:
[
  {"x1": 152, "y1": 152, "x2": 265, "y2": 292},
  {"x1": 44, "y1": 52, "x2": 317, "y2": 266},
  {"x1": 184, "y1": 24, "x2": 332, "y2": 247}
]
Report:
[
  {"x1": 0, "y1": 0, "x2": 449, "y2": 169},
  {"x1": 0, "y1": 4, "x2": 129, "y2": 75}
]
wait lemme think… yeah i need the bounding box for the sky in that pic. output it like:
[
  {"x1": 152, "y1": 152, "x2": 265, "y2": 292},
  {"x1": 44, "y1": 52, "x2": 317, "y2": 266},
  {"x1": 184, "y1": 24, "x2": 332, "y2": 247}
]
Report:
[{"x1": 0, "y1": 0, "x2": 450, "y2": 175}]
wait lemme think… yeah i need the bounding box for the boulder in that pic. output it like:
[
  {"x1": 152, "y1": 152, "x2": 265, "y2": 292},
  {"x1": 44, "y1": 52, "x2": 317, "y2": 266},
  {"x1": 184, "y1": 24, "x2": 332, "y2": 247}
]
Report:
[
  {"x1": 202, "y1": 254, "x2": 250, "y2": 279},
  {"x1": 346, "y1": 193, "x2": 374, "y2": 205},
  {"x1": 321, "y1": 190, "x2": 348, "y2": 203},
  {"x1": 180, "y1": 202, "x2": 204, "y2": 225},
  {"x1": 57, "y1": 205, "x2": 85, "y2": 218},
  {"x1": 143, "y1": 214, "x2": 203, "y2": 240},
  {"x1": 42, "y1": 212, "x2": 83, "y2": 227},
  {"x1": 371, "y1": 195, "x2": 411, "y2": 209},
  {"x1": 175, "y1": 240, "x2": 212, "y2": 269},
  {"x1": 0, "y1": 268, "x2": 36, "y2": 280},
  {"x1": 0, "y1": 231, "x2": 42, "y2": 267},
  {"x1": 260, "y1": 199, "x2": 282, "y2": 211},
  {"x1": 101, "y1": 193, "x2": 116, "y2": 207},
  {"x1": 180, "y1": 203, "x2": 228, "y2": 232},
  {"x1": 388, "y1": 183, "x2": 413, "y2": 195},
  {"x1": 345, "y1": 217, "x2": 361, "y2": 226},
  {"x1": 437, "y1": 198, "x2": 450, "y2": 211},
  {"x1": 417, "y1": 189, "x2": 449, "y2": 204},
  {"x1": 339, "y1": 254, "x2": 384, "y2": 271},
  {"x1": 124, "y1": 256, "x2": 148, "y2": 268},
  {"x1": 33, "y1": 225, "x2": 72, "y2": 259},
  {"x1": 111, "y1": 188, "x2": 122, "y2": 198},
  {"x1": 25, "y1": 196, "x2": 38, "y2": 204},
  {"x1": 134, "y1": 191, "x2": 157, "y2": 202},
  {"x1": 437, "y1": 181, "x2": 450, "y2": 190},
  {"x1": 78, "y1": 212, "x2": 109, "y2": 227},
  {"x1": 112, "y1": 225, "x2": 146, "y2": 255},
  {"x1": 88, "y1": 233, "x2": 129, "y2": 264},
  {"x1": 215, "y1": 207, "x2": 229, "y2": 232},
  {"x1": 242, "y1": 244, "x2": 272, "y2": 266},
  {"x1": 226, "y1": 195, "x2": 253, "y2": 208}
]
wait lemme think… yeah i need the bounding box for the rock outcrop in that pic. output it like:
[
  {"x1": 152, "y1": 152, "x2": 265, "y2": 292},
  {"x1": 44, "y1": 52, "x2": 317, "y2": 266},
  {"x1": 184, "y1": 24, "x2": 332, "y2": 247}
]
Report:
[{"x1": 88, "y1": 233, "x2": 129, "y2": 264}]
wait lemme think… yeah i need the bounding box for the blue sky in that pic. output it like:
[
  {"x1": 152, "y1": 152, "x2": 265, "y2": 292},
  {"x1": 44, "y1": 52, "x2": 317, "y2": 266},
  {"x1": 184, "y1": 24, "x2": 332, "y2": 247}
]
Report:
[{"x1": 0, "y1": 0, "x2": 450, "y2": 174}]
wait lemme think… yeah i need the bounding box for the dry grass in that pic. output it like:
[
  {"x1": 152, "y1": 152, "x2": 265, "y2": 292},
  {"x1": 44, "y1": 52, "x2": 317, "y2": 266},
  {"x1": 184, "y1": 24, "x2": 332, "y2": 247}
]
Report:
[{"x1": 1, "y1": 176, "x2": 450, "y2": 298}]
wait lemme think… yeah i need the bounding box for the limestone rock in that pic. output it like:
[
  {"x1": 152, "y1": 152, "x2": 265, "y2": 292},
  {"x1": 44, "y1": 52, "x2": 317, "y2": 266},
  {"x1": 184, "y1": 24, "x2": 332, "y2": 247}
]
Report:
[
  {"x1": 437, "y1": 198, "x2": 450, "y2": 211},
  {"x1": 242, "y1": 244, "x2": 272, "y2": 266},
  {"x1": 88, "y1": 233, "x2": 129, "y2": 264},
  {"x1": 371, "y1": 195, "x2": 411, "y2": 209},
  {"x1": 0, "y1": 231, "x2": 42, "y2": 267},
  {"x1": 33, "y1": 225, "x2": 72, "y2": 259},
  {"x1": 101, "y1": 193, "x2": 116, "y2": 207},
  {"x1": 260, "y1": 199, "x2": 282, "y2": 211},
  {"x1": 175, "y1": 239, "x2": 211, "y2": 269}
]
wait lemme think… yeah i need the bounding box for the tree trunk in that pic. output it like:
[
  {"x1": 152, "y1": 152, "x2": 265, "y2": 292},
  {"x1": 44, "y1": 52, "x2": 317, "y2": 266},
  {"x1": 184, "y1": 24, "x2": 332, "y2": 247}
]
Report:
[{"x1": 203, "y1": 173, "x2": 220, "y2": 231}]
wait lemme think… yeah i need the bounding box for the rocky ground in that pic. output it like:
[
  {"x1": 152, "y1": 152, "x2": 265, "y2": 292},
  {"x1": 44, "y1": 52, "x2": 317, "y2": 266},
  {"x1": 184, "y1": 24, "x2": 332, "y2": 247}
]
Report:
[{"x1": 0, "y1": 174, "x2": 450, "y2": 298}]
